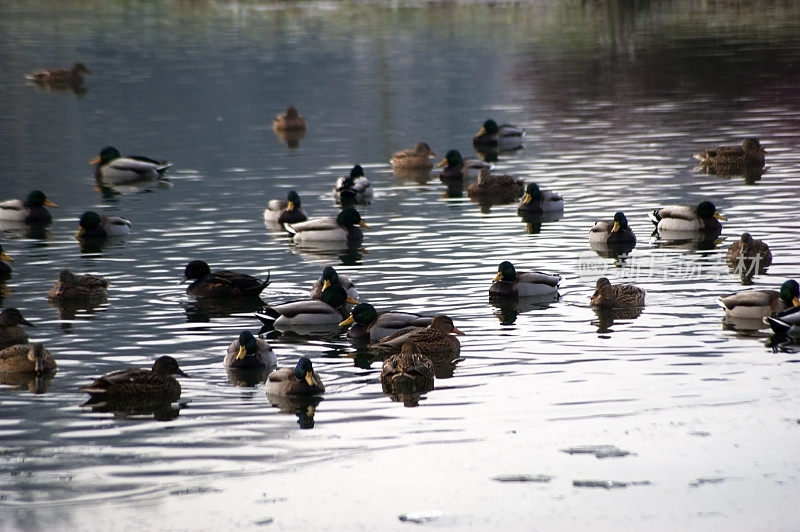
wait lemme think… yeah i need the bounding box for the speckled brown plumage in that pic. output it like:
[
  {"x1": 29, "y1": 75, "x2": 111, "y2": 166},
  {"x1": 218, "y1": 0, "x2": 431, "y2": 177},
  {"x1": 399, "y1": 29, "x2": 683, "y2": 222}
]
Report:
[{"x1": 0, "y1": 343, "x2": 56, "y2": 374}]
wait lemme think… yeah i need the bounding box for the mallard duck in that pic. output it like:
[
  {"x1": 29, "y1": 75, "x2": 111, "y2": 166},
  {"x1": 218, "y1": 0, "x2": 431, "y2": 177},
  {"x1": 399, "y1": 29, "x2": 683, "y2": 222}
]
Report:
[
  {"x1": 490, "y1": 261, "x2": 561, "y2": 298},
  {"x1": 47, "y1": 269, "x2": 108, "y2": 300},
  {"x1": 0, "y1": 242, "x2": 12, "y2": 279},
  {"x1": 436, "y1": 149, "x2": 491, "y2": 181},
  {"x1": 265, "y1": 356, "x2": 325, "y2": 396},
  {"x1": 649, "y1": 201, "x2": 726, "y2": 232},
  {"x1": 333, "y1": 165, "x2": 373, "y2": 204},
  {"x1": 224, "y1": 331, "x2": 277, "y2": 370},
  {"x1": 75, "y1": 211, "x2": 132, "y2": 239},
  {"x1": 0, "y1": 308, "x2": 35, "y2": 350},
  {"x1": 589, "y1": 211, "x2": 636, "y2": 245},
  {"x1": 256, "y1": 284, "x2": 356, "y2": 328},
  {"x1": 726, "y1": 233, "x2": 772, "y2": 272},
  {"x1": 309, "y1": 266, "x2": 358, "y2": 302},
  {"x1": 391, "y1": 143, "x2": 437, "y2": 170},
  {"x1": 90, "y1": 146, "x2": 172, "y2": 182},
  {"x1": 272, "y1": 106, "x2": 307, "y2": 132},
  {"x1": 0, "y1": 190, "x2": 57, "y2": 224},
  {"x1": 764, "y1": 305, "x2": 800, "y2": 335},
  {"x1": 467, "y1": 168, "x2": 525, "y2": 203},
  {"x1": 517, "y1": 183, "x2": 563, "y2": 214},
  {"x1": 369, "y1": 314, "x2": 463, "y2": 357},
  {"x1": 182, "y1": 260, "x2": 270, "y2": 298},
  {"x1": 25, "y1": 62, "x2": 92, "y2": 86},
  {"x1": 339, "y1": 303, "x2": 433, "y2": 342},
  {"x1": 694, "y1": 138, "x2": 766, "y2": 170},
  {"x1": 381, "y1": 341, "x2": 434, "y2": 396},
  {"x1": 590, "y1": 277, "x2": 645, "y2": 308},
  {"x1": 286, "y1": 207, "x2": 369, "y2": 246},
  {"x1": 472, "y1": 119, "x2": 525, "y2": 151},
  {"x1": 0, "y1": 343, "x2": 56, "y2": 374},
  {"x1": 264, "y1": 190, "x2": 308, "y2": 225},
  {"x1": 81, "y1": 355, "x2": 189, "y2": 402},
  {"x1": 718, "y1": 279, "x2": 800, "y2": 319}
]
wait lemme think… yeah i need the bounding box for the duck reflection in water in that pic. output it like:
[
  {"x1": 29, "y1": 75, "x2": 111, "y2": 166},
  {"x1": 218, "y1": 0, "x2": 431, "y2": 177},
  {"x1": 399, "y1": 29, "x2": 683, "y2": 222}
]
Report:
[
  {"x1": 490, "y1": 295, "x2": 559, "y2": 325},
  {"x1": 266, "y1": 394, "x2": 322, "y2": 429},
  {"x1": 183, "y1": 296, "x2": 265, "y2": 322}
]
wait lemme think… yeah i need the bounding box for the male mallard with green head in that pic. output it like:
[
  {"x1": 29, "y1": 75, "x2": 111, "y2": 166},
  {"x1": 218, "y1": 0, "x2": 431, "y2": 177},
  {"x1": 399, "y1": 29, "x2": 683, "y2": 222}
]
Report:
[
  {"x1": 472, "y1": 119, "x2": 525, "y2": 151},
  {"x1": 264, "y1": 190, "x2": 309, "y2": 225},
  {"x1": 517, "y1": 183, "x2": 564, "y2": 214},
  {"x1": 0, "y1": 190, "x2": 57, "y2": 224},
  {"x1": 265, "y1": 356, "x2": 325, "y2": 396},
  {"x1": 490, "y1": 261, "x2": 561, "y2": 298},
  {"x1": 339, "y1": 303, "x2": 433, "y2": 342},
  {"x1": 90, "y1": 146, "x2": 172, "y2": 183},
  {"x1": 224, "y1": 331, "x2": 277, "y2": 370},
  {"x1": 436, "y1": 149, "x2": 491, "y2": 182},
  {"x1": 182, "y1": 260, "x2": 270, "y2": 298},
  {"x1": 589, "y1": 211, "x2": 636, "y2": 245},
  {"x1": 309, "y1": 266, "x2": 358, "y2": 302},
  {"x1": 649, "y1": 201, "x2": 726, "y2": 233},
  {"x1": 718, "y1": 279, "x2": 800, "y2": 319},
  {"x1": 75, "y1": 211, "x2": 131, "y2": 239},
  {"x1": 287, "y1": 207, "x2": 369, "y2": 246}
]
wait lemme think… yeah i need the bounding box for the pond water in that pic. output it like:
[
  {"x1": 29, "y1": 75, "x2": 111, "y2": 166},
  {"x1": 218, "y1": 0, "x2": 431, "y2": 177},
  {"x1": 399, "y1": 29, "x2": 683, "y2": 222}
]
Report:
[{"x1": 1, "y1": 1, "x2": 800, "y2": 530}]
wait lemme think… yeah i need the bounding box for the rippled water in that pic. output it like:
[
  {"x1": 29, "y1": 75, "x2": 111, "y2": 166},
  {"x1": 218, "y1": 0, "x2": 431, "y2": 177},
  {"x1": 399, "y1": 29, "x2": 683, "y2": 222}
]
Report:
[{"x1": 2, "y1": 1, "x2": 800, "y2": 530}]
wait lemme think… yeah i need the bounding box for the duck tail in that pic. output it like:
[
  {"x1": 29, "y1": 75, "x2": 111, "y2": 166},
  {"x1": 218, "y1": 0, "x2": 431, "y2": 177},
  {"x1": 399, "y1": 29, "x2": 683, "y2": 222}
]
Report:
[
  {"x1": 255, "y1": 308, "x2": 280, "y2": 323},
  {"x1": 259, "y1": 271, "x2": 271, "y2": 290},
  {"x1": 648, "y1": 210, "x2": 661, "y2": 225},
  {"x1": 156, "y1": 162, "x2": 173, "y2": 174}
]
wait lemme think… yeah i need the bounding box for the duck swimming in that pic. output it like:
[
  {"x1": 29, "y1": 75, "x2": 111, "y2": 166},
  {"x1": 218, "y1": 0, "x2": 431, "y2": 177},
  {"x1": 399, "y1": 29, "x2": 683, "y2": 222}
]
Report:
[
  {"x1": 490, "y1": 261, "x2": 561, "y2": 298},
  {"x1": 287, "y1": 207, "x2": 369, "y2": 246},
  {"x1": 649, "y1": 201, "x2": 726, "y2": 233},
  {"x1": 391, "y1": 143, "x2": 437, "y2": 170},
  {"x1": 380, "y1": 341, "x2": 435, "y2": 397},
  {"x1": 437, "y1": 149, "x2": 491, "y2": 182},
  {"x1": 47, "y1": 269, "x2": 109, "y2": 300},
  {"x1": 339, "y1": 303, "x2": 433, "y2": 342},
  {"x1": 718, "y1": 279, "x2": 800, "y2": 319},
  {"x1": 0, "y1": 308, "x2": 35, "y2": 350},
  {"x1": 90, "y1": 146, "x2": 172, "y2": 183},
  {"x1": 694, "y1": 138, "x2": 766, "y2": 172},
  {"x1": 0, "y1": 243, "x2": 12, "y2": 279},
  {"x1": 272, "y1": 106, "x2": 307, "y2": 132},
  {"x1": 466, "y1": 168, "x2": 525, "y2": 203},
  {"x1": 264, "y1": 190, "x2": 308, "y2": 226},
  {"x1": 725, "y1": 233, "x2": 772, "y2": 273},
  {"x1": 256, "y1": 284, "x2": 356, "y2": 329},
  {"x1": 224, "y1": 330, "x2": 277, "y2": 370},
  {"x1": 517, "y1": 183, "x2": 564, "y2": 214},
  {"x1": 25, "y1": 62, "x2": 92, "y2": 87},
  {"x1": 590, "y1": 277, "x2": 646, "y2": 308},
  {"x1": 333, "y1": 165, "x2": 373, "y2": 204},
  {"x1": 81, "y1": 355, "x2": 189, "y2": 403},
  {"x1": 182, "y1": 260, "x2": 270, "y2": 298},
  {"x1": 75, "y1": 211, "x2": 132, "y2": 239},
  {"x1": 472, "y1": 119, "x2": 525, "y2": 151},
  {"x1": 265, "y1": 356, "x2": 325, "y2": 397},
  {"x1": 369, "y1": 314, "x2": 463, "y2": 358},
  {"x1": 309, "y1": 266, "x2": 358, "y2": 302},
  {"x1": 0, "y1": 343, "x2": 56, "y2": 374},
  {"x1": 0, "y1": 190, "x2": 57, "y2": 224},
  {"x1": 589, "y1": 211, "x2": 636, "y2": 245}
]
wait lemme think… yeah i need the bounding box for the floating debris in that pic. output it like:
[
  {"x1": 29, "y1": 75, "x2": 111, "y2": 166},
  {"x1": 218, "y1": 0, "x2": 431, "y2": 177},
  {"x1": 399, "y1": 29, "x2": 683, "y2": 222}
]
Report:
[
  {"x1": 399, "y1": 510, "x2": 445, "y2": 524},
  {"x1": 493, "y1": 474, "x2": 552, "y2": 483},
  {"x1": 561, "y1": 445, "x2": 633, "y2": 459},
  {"x1": 573, "y1": 480, "x2": 651, "y2": 489},
  {"x1": 689, "y1": 477, "x2": 728, "y2": 488}
]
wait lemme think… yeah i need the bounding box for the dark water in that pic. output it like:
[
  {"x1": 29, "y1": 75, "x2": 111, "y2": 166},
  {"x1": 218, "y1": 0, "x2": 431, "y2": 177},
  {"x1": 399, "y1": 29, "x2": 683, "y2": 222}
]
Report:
[{"x1": 1, "y1": 1, "x2": 800, "y2": 529}]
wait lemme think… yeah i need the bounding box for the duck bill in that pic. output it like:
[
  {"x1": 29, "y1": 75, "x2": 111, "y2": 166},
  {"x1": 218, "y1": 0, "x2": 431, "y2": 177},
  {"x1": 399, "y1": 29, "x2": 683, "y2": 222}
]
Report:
[
  {"x1": 493, "y1": 272, "x2": 503, "y2": 282},
  {"x1": 476, "y1": 126, "x2": 487, "y2": 137},
  {"x1": 339, "y1": 315, "x2": 355, "y2": 327},
  {"x1": 521, "y1": 193, "x2": 532, "y2": 205},
  {"x1": 44, "y1": 199, "x2": 58, "y2": 208},
  {"x1": 436, "y1": 158, "x2": 448, "y2": 168},
  {"x1": 236, "y1": 345, "x2": 247, "y2": 360},
  {"x1": 345, "y1": 296, "x2": 358, "y2": 305},
  {"x1": 89, "y1": 155, "x2": 102, "y2": 165},
  {"x1": 713, "y1": 212, "x2": 727, "y2": 221},
  {"x1": 21, "y1": 317, "x2": 35, "y2": 327},
  {"x1": 322, "y1": 279, "x2": 331, "y2": 292},
  {"x1": 75, "y1": 227, "x2": 85, "y2": 239},
  {"x1": 359, "y1": 220, "x2": 370, "y2": 229},
  {"x1": 287, "y1": 201, "x2": 295, "y2": 212},
  {"x1": 611, "y1": 221, "x2": 621, "y2": 233},
  {"x1": 452, "y1": 327, "x2": 465, "y2": 336},
  {"x1": 0, "y1": 252, "x2": 12, "y2": 262},
  {"x1": 304, "y1": 373, "x2": 315, "y2": 387},
  {"x1": 794, "y1": 296, "x2": 800, "y2": 307},
  {"x1": 177, "y1": 369, "x2": 190, "y2": 378}
]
